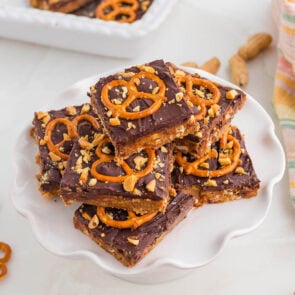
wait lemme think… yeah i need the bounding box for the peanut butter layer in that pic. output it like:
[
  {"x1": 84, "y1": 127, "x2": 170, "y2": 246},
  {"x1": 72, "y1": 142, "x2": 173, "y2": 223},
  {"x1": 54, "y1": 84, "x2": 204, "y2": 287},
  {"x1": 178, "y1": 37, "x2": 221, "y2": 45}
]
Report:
[
  {"x1": 30, "y1": 0, "x2": 93, "y2": 13},
  {"x1": 60, "y1": 131, "x2": 173, "y2": 214},
  {"x1": 90, "y1": 59, "x2": 201, "y2": 159},
  {"x1": 173, "y1": 126, "x2": 260, "y2": 206},
  {"x1": 32, "y1": 104, "x2": 101, "y2": 198},
  {"x1": 73, "y1": 191, "x2": 194, "y2": 267}
]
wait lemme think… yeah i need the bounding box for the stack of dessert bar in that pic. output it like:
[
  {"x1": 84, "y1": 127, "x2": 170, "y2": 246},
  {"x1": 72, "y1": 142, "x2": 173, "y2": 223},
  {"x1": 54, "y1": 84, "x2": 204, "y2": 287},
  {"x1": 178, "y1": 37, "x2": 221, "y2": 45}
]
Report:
[{"x1": 32, "y1": 59, "x2": 260, "y2": 267}]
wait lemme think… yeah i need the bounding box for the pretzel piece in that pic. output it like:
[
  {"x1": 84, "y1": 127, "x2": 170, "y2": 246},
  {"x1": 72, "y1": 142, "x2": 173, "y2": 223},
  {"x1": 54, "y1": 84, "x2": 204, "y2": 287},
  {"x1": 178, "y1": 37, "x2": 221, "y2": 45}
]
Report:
[
  {"x1": 0, "y1": 242, "x2": 11, "y2": 264},
  {"x1": 90, "y1": 138, "x2": 155, "y2": 182},
  {"x1": 101, "y1": 71, "x2": 167, "y2": 120},
  {"x1": 96, "y1": 0, "x2": 139, "y2": 23},
  {"x1": 97, "y1": 207, "x2": 157, "y2": 230}
]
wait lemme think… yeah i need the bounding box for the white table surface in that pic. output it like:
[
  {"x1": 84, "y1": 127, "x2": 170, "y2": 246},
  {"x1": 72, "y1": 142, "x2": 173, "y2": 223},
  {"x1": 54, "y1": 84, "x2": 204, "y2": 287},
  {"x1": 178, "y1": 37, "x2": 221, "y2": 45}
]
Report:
[{"x1": 1, "y1": 0, "x2": 295, "y2": 294}]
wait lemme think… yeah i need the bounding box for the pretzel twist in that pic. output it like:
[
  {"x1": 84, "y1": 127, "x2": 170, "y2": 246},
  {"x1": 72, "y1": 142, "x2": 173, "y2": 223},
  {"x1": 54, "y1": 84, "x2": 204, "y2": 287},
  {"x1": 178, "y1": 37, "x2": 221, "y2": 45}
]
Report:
[
  {"x1": 96, "y1": 0, "x2": 139, "y2": 23},
  {"x1": 176, "y1": 133, "x2": 241, "y2": 178},
  {"x1": 90, "y1": 137, "x2": 155, "y2": 182},
  {"x1": 175, "y1": 75, "x2": 220, "y2": 106},
  {"x1": 45, "y1": 114, "x2": 99, "y2": 160},
  {"x1": 97, "y1": 207, "x2": 157, "y2": 230},
  {"x1": 0, "y1": 242, "x2": 11, "y2": 281},
  {"x1": 101, "y1": 71, "x2": 167, "y2": 120}
]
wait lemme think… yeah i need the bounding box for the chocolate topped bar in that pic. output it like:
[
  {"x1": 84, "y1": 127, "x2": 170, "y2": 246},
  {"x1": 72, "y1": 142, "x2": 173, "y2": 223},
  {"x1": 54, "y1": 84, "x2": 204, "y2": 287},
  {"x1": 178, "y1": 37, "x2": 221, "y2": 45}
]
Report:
[
  {"x1": 168, "y1": 63, "x2": 247, "y2": 158},
  {"x1": 32, "y1": 103, "x2": 102, "y2": 198},
  {"x1": 29, "y1": 0, "x2": 93, "y2": 13},
  {"x1": 60, "y1": 130, "x2": 172, "y2": 214},
  {"x1": 173, "y1": 126, "x2": 260, "y2": 206},
  {"x1": 73, "y1": 191, "x2": 194, "y2": 267},
  {"x1": 90, "y1": 59, "x2": 201, "y2": 158}
]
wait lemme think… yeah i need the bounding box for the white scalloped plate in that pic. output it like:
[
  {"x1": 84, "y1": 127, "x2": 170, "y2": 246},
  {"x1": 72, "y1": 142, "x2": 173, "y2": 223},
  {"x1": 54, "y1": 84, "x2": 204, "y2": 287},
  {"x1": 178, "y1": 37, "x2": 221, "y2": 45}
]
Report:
[
  {"x1": 11, "y1": 66, "x2": 285, "y2": 284},
  {"x1": 0, "y1": 0, "x2": 177, "y2": 58}
]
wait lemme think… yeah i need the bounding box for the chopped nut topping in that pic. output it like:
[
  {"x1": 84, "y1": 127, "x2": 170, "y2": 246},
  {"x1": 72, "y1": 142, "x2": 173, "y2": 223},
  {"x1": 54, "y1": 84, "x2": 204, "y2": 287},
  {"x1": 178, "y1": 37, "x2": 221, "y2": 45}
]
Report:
[
  {"x1": 133, "y1": 78, "x2": 140, "y2": 86},
  {"x1": 79, "y1": 167, "x2": 90, "y2": 184},
  {"x1": 127, "y1": 237, "x2": 139, "y2": 246},
  {"x1": 88, "y1": 178, "x2": 97, "y2": 186},
  {"x1": 155, "y1": 172, "x2": 161, "y2": 179},
  {"x1": 160, "y1": 146, "x2": 168, "y2": 153},
  {"x1": 88, "y1": 214, "x2": 99, "y2": 229},
  {"x1": 121, "y1": 86, "x2": 128, "y2": 98},
  {"x1": 126, "y1": 122, "x2": 136, "y2": 131},
  {"x1": 169, "y1": 187, "x2": 177, "y2": 197},
  {"x1": 137, "y1": 65, "x2": 155, "y2": 74},
  {"x1": 111, "y1": 99, "x2": 122, "y2": 105},
  {"x1": 179, "y1": 166, "x2": 184, "y2": 174},
  {"x1": 134, "y1": 156, "x2": 148, "y2": 170},
  {"x1": 37, "y1": 111, "x2": 51, "y2": 125},
  {"x1": 40, "y1": 139, "x2": 47, "y2": 145},
  {"x1": 81, "y1": 104, "x2": 90, "y2": 114},
  {"x1": 186, "y1": 100, "x2": 194, "y2": 108},
  {"x1": 226, "y1": 140, "x2": 234, "y2": 149},
  {"x1": 196, "y1": 131, "x2": 203, "y2": 138},
  {"x1": 168, "y1": 99, "x2": 175, "y2": 104},
  {"x1": 194, "y1": 89, "x2": 205, "y2": 98},
  {"x1": 48, "y1": 151, "x2": 61, "y2": 162},
  {"x1": 133, "y1": 105, "x2": 140, "y2": 112},
  {"x1": 226, "y1": 90, "x2": 238, "y2": 100},
  {"x1": 90, "y1": 85, "x2": 97, "y2": 94},
  {"x1": 204, "y1": 116, "x2": 210, "y2": 125},
  {"x1": 141, "y1": 0, "x2": 150, "y2": 11},
  {"x1": 118, "y1": 72, "x2": 135, "y2": 77},
  {"x1": 152, "y1": 86, "x2": 160, "y2": 95},
  {"x1": 109, "y1": 117, "x2": 121, "y2": 126},
  {"x1": 199, "y1": 162, "x2": 209, "y2": 169},
  {"x1": 123, "y1": 175, "x2": 138, "y2": 192},
  {"x1": 146, "y1": 179, "x2": 156, "y2": 192},
  {"x1": 102, "y1": 146, "x2": 112, "y2": 155},
  {"x1": 235, "y1": 166, "x2": 247, "y2": 174},
  {"x1": 133, "y1": 188, "x2": 142, "y2": 196},
  {"x1": 204, "y1": 179, "x2": 217, "y2": 187},
  {"x1": 78, "y1": 137, "x2": 93, "y2": 150},
  {"x1": 66, "y1": 106, "x2": 77, "y2": 116},
  {"x1": 218, "y1": 157, "x2": 232, "y2": 166},
  {"x1": 223, "y1": 180, "x2": 229, "y2": 184},
  {"x1": 175, "y1": 70, "x2": 186, "y2": 77},
  {"x1": 175, "y1": 92, "x2": 184, "y2": 102},
  {"x1": 106, "y1": 110, "x2": 112, "y2": 117}
]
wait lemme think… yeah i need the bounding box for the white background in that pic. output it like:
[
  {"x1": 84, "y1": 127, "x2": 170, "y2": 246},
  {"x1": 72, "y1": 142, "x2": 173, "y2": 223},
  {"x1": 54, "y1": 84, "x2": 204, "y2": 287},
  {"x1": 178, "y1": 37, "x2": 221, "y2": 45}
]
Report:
[{"x1": 1, "y1": 0, "x2": 295, "y2": 294}]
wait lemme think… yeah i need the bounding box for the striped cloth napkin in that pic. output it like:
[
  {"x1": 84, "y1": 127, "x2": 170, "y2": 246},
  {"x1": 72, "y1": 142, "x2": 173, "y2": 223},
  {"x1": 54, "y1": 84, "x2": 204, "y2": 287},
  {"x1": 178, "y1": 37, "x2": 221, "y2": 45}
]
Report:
[{"x1": 272, "y1": 0, "x2": 295, "y2": 205}]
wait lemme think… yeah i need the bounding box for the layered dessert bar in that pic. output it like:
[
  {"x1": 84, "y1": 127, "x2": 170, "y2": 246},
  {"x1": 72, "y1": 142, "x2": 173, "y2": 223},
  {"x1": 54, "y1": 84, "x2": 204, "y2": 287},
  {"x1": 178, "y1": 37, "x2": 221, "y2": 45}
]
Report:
[
  {"x1": 73, "y1": 191, "x2": 194, "y2": 267},
  {"x1": 89, "y1": 59, "x2": 201, "y2": 159},
  {"x1": 168, "y1": 63, "x2": 247, "y2": 158},
  {"x1": 173, "y1": 126, "x2": 260, "y2": 206},
  {"x1": 60, "y1": 130, "x2": 172, "y2": 214},
  {"x1": 32, "y1": 103, "x2": 101, "y2": 198},
  {"x1": 29, "y1": 0, "x2": 93, "y2": 13}
]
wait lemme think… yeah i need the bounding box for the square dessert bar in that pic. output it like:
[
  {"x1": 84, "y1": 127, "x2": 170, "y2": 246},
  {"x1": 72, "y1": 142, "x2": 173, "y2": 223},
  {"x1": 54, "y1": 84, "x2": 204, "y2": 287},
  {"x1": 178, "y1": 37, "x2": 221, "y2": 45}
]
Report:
[
  {"x1": 73, "y1": 191, "x2": 194, "y2": 267},
  {"x1": 173, "y1": 126, "x2": 260, "y2": 207},
  {"x1": 168, "y1": 63, "x2": 247, "y2": 158},
  {"x1": 32, "y1": 103, "x2": 101, "y2": 198},
  {"x1": 30, "y1": 0, "x2": 92, "y2": 13},
  {"x1": 90, "y1": 59, "x2": 202, "y2": 159},
  {"x1": 60, "y1": 130, "x2": 173, "y2": 214}
]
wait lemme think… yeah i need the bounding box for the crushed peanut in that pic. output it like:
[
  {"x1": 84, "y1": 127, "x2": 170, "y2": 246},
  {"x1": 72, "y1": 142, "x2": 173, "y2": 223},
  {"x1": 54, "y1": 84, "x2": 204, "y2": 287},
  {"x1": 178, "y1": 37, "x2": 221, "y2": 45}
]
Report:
[
  {"x1": 134, "y1": 156, "x2": 148, "y2": 170},
  {"x1": 235, "y1": 166, "x2": 248, "y2": 175},
  {"x1": 66, "y1": 106, "x2": 77, "y2": 116},
  {"x1": 88, "y1": 178, "x2": 97, "y2": 186},
  {"x1": 127, "y1": 237, "x2": 139, "y2": 246},
  {"x1": 226, "y1": 90, "x2": 238, "y2": 100},
  {"x1": 175, "y1": 92, "x2": 184, "y2": 102},
  {"x1": 146, "y1": 179, "x2": 156, "y2": 192},
  {"x1": 109, "y1": 117, "x2": 121, "y2": 126},
  {"x1": 123, "y1": 175, "x2": 138, "y2": 192},
  {"x1": 48, "y1": 151, "x2": 61, "y2": 162},
  {"x1": 81, "y1": 104, "x2": 90, "y2": 114},
  {"x1": 204, "y1": 179, "x2": 217, "y2": 187}
]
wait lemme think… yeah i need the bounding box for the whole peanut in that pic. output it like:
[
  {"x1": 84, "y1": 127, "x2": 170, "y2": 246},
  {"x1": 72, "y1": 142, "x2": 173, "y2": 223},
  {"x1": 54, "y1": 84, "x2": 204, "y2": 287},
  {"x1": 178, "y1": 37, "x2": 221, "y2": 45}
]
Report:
[
  {"x1": 229, "y1": 54, "x2": 249, "y2": 87},
  {"x1": 200, "y1": 57, "x2": 221, "y2": 74},
  {"x1": 238, "y1": 33, "x2": 272, "y2": 60}
]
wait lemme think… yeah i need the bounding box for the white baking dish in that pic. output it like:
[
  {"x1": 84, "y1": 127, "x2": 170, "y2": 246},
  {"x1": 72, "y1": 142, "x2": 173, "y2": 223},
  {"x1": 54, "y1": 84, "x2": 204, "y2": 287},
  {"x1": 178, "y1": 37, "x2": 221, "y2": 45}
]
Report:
[{"x1": 0, "y1": 0, "x2": 177, "y2": 58}]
